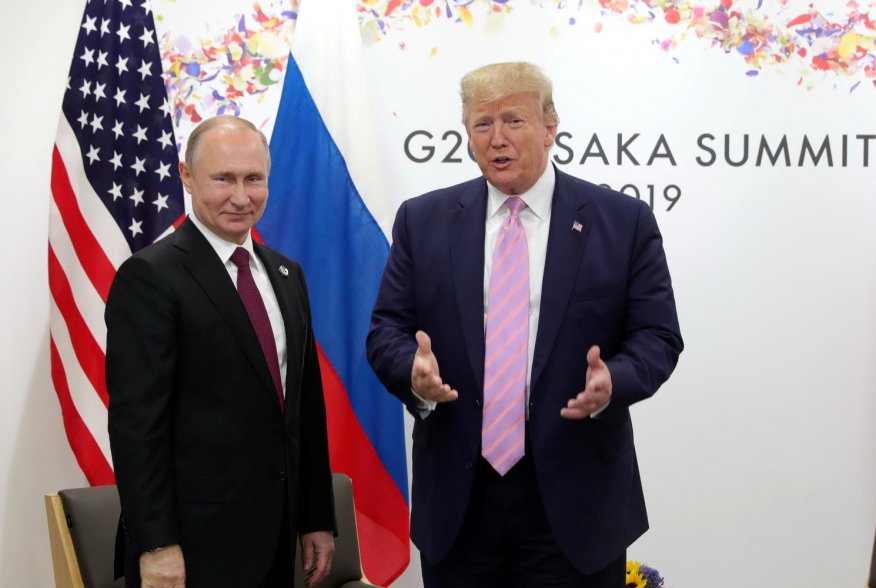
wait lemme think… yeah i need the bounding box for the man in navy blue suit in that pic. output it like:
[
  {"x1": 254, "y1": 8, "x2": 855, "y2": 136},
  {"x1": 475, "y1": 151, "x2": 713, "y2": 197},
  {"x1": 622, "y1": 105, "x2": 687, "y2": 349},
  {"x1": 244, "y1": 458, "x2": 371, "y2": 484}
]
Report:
[{"x1": 367, "y1": 62, "x2": 683, "y2": 587}]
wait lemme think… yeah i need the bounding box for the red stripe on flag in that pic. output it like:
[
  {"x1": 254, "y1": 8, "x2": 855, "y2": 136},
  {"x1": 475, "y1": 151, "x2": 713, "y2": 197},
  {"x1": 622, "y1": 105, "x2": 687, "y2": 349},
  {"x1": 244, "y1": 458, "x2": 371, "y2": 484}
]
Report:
[
  {"x1": 50, "y1": 337, "x2": 115, "y2": 486},
  {"x1": 51, "y1": 146, "x2": 117, "y2": 303},
  {"x1": 318, "y1": 344, "x2": 410, "y2": 586},
  {"x1": 48, "y1": 245, "x2": 109, "y2": 407}
]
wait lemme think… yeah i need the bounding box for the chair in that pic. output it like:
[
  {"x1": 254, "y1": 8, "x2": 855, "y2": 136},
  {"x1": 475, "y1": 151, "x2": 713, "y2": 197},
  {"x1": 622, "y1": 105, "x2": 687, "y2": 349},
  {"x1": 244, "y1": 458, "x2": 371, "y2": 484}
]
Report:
[
  {"x1": 44, "y1": 484, "x2": 123, "y2": 588},
  {"x1": 45, "y1": 473, "x2": 379, "y2": 588},
  {"x1": 295, "y1": 473, "x2": 380, "y2": 588},
  {"x1": 869, "y1": 526, "x2": 875, "y2": 588}
]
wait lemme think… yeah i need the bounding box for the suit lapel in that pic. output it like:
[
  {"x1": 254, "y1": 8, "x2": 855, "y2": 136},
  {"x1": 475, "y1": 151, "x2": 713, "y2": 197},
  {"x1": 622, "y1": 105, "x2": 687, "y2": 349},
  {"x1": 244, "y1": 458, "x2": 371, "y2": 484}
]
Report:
[
  {"x1": 175, "y1": 219, "x2": 281, "y2": 408},
  {"x1": 531, "y1": 169, "x2": 591, "y2": 393},
  {"x1": 448, "y1": 180, "x2": 488, "y2": 394},
  {"x1": 255, "y1": 243, "x2": 303, "y2": 418}
]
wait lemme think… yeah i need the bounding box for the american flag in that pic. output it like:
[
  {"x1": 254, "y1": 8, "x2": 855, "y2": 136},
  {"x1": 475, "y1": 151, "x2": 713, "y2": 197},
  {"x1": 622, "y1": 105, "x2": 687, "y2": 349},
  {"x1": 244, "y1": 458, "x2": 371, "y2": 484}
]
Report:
[{"x1": 50, "y1": 0, "x2": 184, "y2": 485}]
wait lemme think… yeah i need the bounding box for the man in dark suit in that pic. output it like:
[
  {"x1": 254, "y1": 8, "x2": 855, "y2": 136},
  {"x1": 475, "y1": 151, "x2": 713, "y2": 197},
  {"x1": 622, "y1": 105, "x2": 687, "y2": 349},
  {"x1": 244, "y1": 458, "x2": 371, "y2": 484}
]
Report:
[
  {"x1": 106, "y1": 115, "x2": 335, "y2": 588},
  {"x1": 367, "y1": 62, "x2": 683, "y2": 587}
]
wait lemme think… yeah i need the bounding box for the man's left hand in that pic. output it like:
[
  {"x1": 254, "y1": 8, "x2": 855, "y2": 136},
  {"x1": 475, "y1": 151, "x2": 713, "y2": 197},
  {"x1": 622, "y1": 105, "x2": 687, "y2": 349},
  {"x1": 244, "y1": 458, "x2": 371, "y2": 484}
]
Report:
[
  {"x1": 561, "y1": 346, "x2": 612, "y2": 419},
  {"x1": 300, "y1": 531, "x2": 334, "y2": 587}
]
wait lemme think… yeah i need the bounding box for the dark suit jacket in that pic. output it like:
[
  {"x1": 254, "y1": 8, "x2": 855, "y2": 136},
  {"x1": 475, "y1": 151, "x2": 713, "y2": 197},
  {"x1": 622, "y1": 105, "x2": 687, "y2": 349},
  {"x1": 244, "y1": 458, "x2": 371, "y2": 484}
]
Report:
[
  {"x1": 367, "y1": 167, "x2": 683, "y2": 573},
  {"x1": 106, "y1": 218, "x2": 335, "y2": 587}
]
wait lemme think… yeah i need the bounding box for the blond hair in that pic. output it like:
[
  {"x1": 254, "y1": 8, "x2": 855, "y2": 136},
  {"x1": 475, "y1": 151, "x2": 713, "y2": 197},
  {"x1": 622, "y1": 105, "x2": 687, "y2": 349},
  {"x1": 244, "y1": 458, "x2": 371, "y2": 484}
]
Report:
[
  {"x1": 460, "y1": 62, "x2": 559, "y2": 126},
  {"x1": 184, "y1": 115, "x2": 271, "y2": 172}
]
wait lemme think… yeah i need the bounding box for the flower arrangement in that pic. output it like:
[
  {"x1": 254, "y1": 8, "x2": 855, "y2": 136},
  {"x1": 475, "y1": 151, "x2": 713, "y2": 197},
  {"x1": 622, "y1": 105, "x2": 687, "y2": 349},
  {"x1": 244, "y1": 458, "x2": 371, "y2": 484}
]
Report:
[{"x1": 626, "y1": 560, "x2": 668, "y2": 588}]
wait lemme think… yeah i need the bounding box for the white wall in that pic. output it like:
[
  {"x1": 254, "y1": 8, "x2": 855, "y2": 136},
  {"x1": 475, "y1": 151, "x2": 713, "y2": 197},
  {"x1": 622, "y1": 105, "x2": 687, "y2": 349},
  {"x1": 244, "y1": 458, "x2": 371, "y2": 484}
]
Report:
[
  {"x1": 361, "y1": 7, "x2": 876, "y2": 586},
  {"x1": 2, "y1": 1, "x2": 874, "y2": 587},
  {"x1": 0, "y1": 1, "x2": 91, "y2": 585}
]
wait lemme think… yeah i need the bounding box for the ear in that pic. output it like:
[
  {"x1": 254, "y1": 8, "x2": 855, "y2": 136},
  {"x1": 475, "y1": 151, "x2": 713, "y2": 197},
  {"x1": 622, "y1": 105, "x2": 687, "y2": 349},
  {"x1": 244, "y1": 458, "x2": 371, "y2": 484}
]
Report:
[
  {"x1": 544, "y1": 124, "x2": 558, "y2": 148},
  {"x1": 178, "y1": 161, "x2": 193, "y2": 193}
]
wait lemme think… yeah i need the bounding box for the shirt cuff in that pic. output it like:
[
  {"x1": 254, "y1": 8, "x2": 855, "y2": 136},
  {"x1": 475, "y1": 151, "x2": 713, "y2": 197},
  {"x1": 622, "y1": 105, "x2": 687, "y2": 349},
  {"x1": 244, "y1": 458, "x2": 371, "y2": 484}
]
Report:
[
  {"x1": 412, "y1": 387, "x2": 436, "y2": 419},
  {"x1": 590, "y1": 397, "x2": 610, "y2": 419}
]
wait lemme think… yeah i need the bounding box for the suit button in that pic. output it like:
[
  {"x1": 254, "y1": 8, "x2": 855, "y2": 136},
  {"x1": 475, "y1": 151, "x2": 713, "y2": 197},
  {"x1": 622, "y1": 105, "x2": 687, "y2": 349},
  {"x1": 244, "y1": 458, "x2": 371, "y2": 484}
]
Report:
[
  {"x1": 278, "y1": 471, "x2": 287, "y2": 481},
  {"x1": 464, "y1": 460, "x2": 473, "y2": 469},
  {"x1": 474, "y1": 399, "x2": 481, "y2": 408}
]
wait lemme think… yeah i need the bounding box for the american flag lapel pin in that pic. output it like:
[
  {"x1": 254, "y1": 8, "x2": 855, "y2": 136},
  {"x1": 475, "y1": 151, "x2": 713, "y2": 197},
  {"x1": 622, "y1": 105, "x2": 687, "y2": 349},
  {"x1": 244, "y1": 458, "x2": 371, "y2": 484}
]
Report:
[
  {"x1": 572, "y1": 221, "x2": 583, "y2": 232},
  {"x1": 279, "y1": 265, "x2": 289, "y2": 277}
]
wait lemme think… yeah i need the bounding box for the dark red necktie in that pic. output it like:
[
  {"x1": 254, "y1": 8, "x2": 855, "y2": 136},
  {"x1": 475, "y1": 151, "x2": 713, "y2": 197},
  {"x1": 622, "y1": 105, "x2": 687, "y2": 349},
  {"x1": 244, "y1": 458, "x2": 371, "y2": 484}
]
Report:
[{"x1": 230, "y1": 247, "x2": 284, "y2": 412}]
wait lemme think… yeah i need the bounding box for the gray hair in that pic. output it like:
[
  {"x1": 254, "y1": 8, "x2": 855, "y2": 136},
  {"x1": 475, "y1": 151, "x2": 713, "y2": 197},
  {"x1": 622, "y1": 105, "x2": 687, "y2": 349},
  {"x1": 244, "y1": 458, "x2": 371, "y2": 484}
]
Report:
[{"x1": 184, "y1": 115, "x2": 271, "y2": 172}]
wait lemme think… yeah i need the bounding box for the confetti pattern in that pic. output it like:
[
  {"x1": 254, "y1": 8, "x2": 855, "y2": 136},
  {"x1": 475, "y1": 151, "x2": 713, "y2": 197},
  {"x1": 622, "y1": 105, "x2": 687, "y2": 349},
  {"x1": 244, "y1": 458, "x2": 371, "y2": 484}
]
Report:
[
  {"x1": 160, "y1": 1, "x2": 300, "y2": 130},
  {"x1": 156, "y1": 0, "x2": 875, "y2": 128},
  {"x1": 357, "y1": 0, "x2": 514, "y2": 42},
  {"x1": 355, "y1": 0, "x2": 876, "y2": 90}
]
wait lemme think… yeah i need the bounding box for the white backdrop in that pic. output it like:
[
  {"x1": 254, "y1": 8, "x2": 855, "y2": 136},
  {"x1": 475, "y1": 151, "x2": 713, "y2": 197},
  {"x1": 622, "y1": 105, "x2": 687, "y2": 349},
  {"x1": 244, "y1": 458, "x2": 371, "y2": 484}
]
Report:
[{"x1": 1, "y1": 1, "x2": 874, "y2": 586}]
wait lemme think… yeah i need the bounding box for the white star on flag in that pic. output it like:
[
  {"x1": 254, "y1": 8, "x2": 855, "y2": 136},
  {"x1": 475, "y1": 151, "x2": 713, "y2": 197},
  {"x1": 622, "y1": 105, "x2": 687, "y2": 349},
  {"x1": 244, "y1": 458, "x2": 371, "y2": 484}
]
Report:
[
  {"x1": 130, "y1": 156, "x2": 146, "y2": 176},
  {"x1": 135, "y1": 93, "x2": 150, "y2": 113},
  {"x1": 132, "y1": 125, "x2": 148, "y2": 143},
  {"x1": 153, "y1": 193, "x2": 169, "y2": 212},
  {"x1": 85, "y1": 145, "x2": 100, "y2": 164},
  {"x1": 139, "y1": 28, "x2": 155, "y2": 48},
  {"x1": 89, "y1": 114, "x2": 104, "y2": 133},
  {"x1": 155, "y1": 162, "x2": 171, "y2": 181},
  {"x1": 137, "y1": 60, "x2": 152, "y2": 80},
  {"x1": 109, "y1": 182, "x2": 123, "y2": 201},
  {"x1": 130, "y1": 187, "x2": 145, "y2": 205},
  {"x1": 117, "y1": 23, "x2": 131, "y2": 43},
  {"x1": 82, "y1": 15, "x2": 97, "y2": 35},
  {"x1": 80, "y1": 47, "x2": 95, "y2": 66},
  {"x1": 128, "y1": 218, "x2": 143, "y2": 236}
]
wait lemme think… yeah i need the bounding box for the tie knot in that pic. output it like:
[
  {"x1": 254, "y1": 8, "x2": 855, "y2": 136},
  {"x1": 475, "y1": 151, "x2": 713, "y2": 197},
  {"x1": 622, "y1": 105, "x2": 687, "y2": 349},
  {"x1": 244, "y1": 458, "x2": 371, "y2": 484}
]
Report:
[
  {"x1": 505, "y1": 197, "x2": 526, "y2": 217},
  {"x1": 230, "y1": 247, "x2": 250, "y2": 270}
]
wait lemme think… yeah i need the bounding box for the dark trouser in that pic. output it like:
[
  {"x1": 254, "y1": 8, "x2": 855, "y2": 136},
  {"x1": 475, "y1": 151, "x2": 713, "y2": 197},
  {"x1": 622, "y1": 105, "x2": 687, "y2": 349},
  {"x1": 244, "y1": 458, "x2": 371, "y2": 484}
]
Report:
[{"x1": 421, "y1": 453, "x2": 625, "y2": 588}]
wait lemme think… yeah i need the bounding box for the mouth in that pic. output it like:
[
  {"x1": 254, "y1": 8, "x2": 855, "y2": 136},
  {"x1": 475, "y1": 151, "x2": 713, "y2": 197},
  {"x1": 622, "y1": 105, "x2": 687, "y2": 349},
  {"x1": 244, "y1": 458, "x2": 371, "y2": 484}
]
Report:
[{"x1": 491, "y1": 157, "x2": 512, "y2": 169}]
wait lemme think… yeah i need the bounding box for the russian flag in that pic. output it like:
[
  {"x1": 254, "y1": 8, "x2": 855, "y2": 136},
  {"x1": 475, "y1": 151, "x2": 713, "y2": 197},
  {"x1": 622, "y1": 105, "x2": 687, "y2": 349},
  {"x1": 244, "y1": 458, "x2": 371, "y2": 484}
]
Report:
[{"x1": 255, "y1": 1, "x2": 409, "y2": 585}]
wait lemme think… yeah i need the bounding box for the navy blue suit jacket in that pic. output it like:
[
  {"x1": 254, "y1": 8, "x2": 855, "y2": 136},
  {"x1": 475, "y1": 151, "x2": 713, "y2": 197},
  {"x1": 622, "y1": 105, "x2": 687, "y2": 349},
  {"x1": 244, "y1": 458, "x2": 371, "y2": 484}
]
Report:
[{"x1": 367, "y1": 167, "x2": 683, "y2": 573}]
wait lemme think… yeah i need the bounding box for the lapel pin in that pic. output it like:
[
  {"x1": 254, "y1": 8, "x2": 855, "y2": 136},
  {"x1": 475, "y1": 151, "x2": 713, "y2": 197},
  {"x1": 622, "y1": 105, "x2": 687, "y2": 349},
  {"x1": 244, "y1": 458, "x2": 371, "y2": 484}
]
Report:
[
  {"x1": 572, "y1": 221, "x2": 583, "y2": 232},
  {"x1": 279, "y1": 265, "x2": 289, "y2": 277}
]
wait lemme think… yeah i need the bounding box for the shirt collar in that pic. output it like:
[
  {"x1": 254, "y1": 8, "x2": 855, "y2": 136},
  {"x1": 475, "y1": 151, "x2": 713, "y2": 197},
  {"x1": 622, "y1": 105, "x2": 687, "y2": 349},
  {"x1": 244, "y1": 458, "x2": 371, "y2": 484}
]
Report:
[
  {"x1": 188, "y1": 211, "x2": 257, "y2": 268},
  {"x1": 486, "y1": 163, "x2": 555, "y2": 220}
]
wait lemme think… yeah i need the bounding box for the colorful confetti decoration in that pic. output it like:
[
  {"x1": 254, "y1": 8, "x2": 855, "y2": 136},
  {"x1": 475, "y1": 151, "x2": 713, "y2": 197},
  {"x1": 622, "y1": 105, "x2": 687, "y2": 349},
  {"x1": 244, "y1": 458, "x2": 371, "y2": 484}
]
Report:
[
  {"x1": 160, "y1": 1, "x2": 300, "y2": 130},
  {"x1": 155, "y1": 0, "x2": 875, "y2": 130},
  {"x1": 355, "y1": 0, "x2": 876, "y2": 90}
]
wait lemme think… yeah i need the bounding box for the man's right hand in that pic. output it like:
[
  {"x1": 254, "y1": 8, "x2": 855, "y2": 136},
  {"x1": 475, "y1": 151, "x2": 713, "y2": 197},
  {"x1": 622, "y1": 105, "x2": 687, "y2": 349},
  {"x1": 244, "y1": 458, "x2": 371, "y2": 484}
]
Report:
[
  {"x1": 140, "y1": 544, "x2": 185, "y2": 588},
  {"x1": 411, "y1": 330, "x2": 459, "y2": 403}
]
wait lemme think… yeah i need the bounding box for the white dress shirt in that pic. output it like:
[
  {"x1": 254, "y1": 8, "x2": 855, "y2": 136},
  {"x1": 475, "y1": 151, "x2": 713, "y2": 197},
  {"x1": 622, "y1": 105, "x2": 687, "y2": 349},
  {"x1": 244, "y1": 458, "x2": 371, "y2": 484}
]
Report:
[{"x1": 189, "y1": 213, "x2": 288, "y2": 394}]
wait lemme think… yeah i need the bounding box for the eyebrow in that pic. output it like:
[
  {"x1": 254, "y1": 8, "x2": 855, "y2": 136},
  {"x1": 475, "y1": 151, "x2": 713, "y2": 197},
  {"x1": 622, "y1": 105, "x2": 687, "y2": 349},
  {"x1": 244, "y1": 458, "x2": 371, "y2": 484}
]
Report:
[{"x1": 210, "y1": 169, "x2": 266, "y2": 177}]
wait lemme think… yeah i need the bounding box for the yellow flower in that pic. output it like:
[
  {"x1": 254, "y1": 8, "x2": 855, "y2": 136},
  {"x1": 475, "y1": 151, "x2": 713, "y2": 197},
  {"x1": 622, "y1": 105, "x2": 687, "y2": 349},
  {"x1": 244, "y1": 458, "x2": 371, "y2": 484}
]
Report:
[{"x1": 625, "y1": 560, "x2": 648, "y2": 588}]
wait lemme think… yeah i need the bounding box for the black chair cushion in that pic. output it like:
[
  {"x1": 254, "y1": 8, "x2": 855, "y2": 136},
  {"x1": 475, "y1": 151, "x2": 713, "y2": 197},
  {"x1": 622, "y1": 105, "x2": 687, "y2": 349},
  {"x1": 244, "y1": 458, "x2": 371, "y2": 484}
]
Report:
[{"x1": 58, "y1": 485, "x2": 124, "y2": 588}]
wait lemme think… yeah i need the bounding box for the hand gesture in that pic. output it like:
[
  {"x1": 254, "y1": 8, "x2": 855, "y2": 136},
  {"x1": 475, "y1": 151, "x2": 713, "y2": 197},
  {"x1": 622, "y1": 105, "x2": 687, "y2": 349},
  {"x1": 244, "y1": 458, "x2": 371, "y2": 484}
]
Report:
[
  {"x1": 560, "y1": 346, "x2": 612, "y2": 420},
  {"x1": 411, "y1": 331, "x2": 458, "y2": 403}
]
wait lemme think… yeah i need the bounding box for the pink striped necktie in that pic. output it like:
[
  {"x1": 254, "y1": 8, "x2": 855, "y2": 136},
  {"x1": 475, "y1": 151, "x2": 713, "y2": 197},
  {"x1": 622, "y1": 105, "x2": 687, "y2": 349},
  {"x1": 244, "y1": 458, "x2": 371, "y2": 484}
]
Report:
[
  {"x1": 230, "y1": 247, "x2": 285, "y2": 413},
  {"x1": 482, "y1": 196, "x2": 528, "y2": 476}
]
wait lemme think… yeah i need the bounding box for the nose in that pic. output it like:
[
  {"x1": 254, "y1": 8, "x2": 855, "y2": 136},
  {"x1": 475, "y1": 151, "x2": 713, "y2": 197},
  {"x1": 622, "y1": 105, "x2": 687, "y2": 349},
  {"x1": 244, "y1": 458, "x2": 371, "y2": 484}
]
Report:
[
  {"x1": 490, "y1": 123, "x2": 507, "y2": 149},
  {"x1": 229, "y1": 180, "x2": 248, "y2": 207}
]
